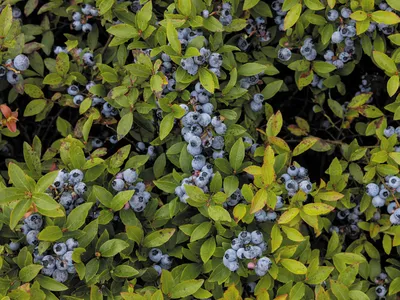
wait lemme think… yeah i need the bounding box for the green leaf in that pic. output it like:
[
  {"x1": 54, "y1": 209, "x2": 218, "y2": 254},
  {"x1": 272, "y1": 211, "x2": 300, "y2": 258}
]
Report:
[
  {"x1": 166, "y1": 21, "x2": 181, "y2": 54},
  {"x1": 126, "y1": 225, "x2": 143, "y2": 244},
  {"x1": 111, "y1": 190, "x2": 135, "y2": 211},
  {"x1": 177, "y1": 0, "x2": 192, "y2": 16},
  {"x1": 8, "y1": 163, "x2": 35, "y2": 191},
  {"x1": 99, "y1": 239, "x2": 129, "y2": 257},
  {"x1": 200, "y1": 237, "x2": 216, "y2": 263},
  {"x1": 304, "y1": 0, "x2": 325, "y2": 10},
  {"x1": 0, "y1": 5, "x2": 13, "y2": 38},
  {"x1": 24, "y1": 84, "x2": 44, "y2": 99},
  {"x1": 202, "y1": 16, "x2": 223, "y2": 32},
  {"x1": 199, "y1": 67, "x2": 215, "y2": 94},
  {"x1": 82, "y1": 115, "x2": 94, "y2": 142},
  {"x1": 387, "y1": 0, "x2": 400, "y2": 10},
  {"x1": 284, "y1": 3, "x2": 302, "y2": 30},
  {"x1": 262, "y1": 80, "x2": 283, "y2": 100},
  {"x1": 293, "y1": 137, "x2": 318, "y2": 156},
  {"x1": 243, "y1": 0, "x2": 260, "y2": 10},
  {"x1": 107, "y1": 24, "x2": 139, "y2": 38},
  {"x1": 143, "y1": 228, "x2": 176, "y2": 247},
  {"x1": 113, "y1": 265, "x2": 139, "y2": 278},
  {"x1": 10, "y1": 199, "x2": 32, "y2": 230},
  {"x1": 161, "y1": 270, "x2": 175, "y2": 295},
  {"x1": 136, "y1": 1, "x2": 152, "y2": 31},
  {"x1": 24, "y1": 99, "x2": 47, "y2": 117},
  {"x1": 56, "y1": 52, "x2": 69, "y2": 76},
  {"x1": 280, "y1": 258, "x2": 307, "y2": 275},
  {"x1": 190, "y1": 222, "x2": 212, "y2": 242},
  {"x1": 303, "y1": 203, "x2": 335, "y2": 215},
  {"x1": 271, "y1": 224, "x2": 283, "y2": 252},
  {"x1": 65, "y1": 203, "x2": 94, "y2": 231},
  {"x1": 229, "y1": 138, "x2": 245, "y2": 171},
  {"x1": 208, "y1": 205, "x2": 231, "y2": 222},
  {"x1": 43, "y1": 73, "x2": 63, "y2": 85},
  {"x1": 371, "y1": 10, "x2": 400, "y2": 25},
  {"x1": 32, "y1": 193, "x2": 60, "y2": 211},
  {"x1": 373, "y1": 51, "x2": 397, "y2": 74},
  {"x1": 19, "y1": 264, "x2": 43, "y2": 282},
  {"x1": 36, "y1": 274, "x2": 68, "y2": 291},
  {"x1": 330, "y1": 280, "x2": 350, "y2": 300},
  {"x1": 170, "y1": 279, "x2": 204, "y2": 299},
  {"x1": 389, "y1": 277, "x2": 400, "y2": 295},
  {"x1": 387, "y1": 75, "x2": 399, "y2": 97},
  {"x1": 238, "y1": 63, "x2": 278, "y2": 76},
  {"x1": 159, "y1": 112, "x2": 175, "y2": 140},
  {"x1": 349, "y1": 290, "x2": 369, "y2": 300},
  {"x1": 117, "y1": 112, "x2": 133, "y2": 140},
  {"x1": 289, "y1": 282, "x2": 305, "y2": 300},
  {"x1": 37, "y1": 226, "x2": 63, "y2": 242},
  {"x1": 305, "y1": 266, "x2": 334, "y2": 284}
]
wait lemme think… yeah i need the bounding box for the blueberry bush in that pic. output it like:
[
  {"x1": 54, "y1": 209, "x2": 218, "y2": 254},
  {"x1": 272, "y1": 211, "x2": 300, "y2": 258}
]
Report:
[{"x1": 2, "y1": 0, "x2": 400, "y2": 299}]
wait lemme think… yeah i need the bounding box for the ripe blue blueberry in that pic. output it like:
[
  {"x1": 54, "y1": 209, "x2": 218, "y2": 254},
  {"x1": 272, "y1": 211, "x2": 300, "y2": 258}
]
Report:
[
  {"x1": 25, "y1": 213, "x2": 43, "y2": 230},
  {"x1": 372, "y1": 196, "x2": 386, "y2": 208},
  {"x1": 9, "y1": 242, "x2": 20, "y2": 251},
  {"x1": 81, "y1": 4, "x2": 93, "y2": 15},
  {"x1": 6, "y1": 71, "x2": 20, "y2": 85},
  {"x1": 149, "y1": 248, "x2": 163, "y2": 263},
  {"x1": 52, "y1": 269, "x2": 68, "y2": 283},
  {"x1": 388, "y1": 201, "x2": 397, "y2": 214},
  {"x1": 53, "y1": 243, "x2": 68, "y2": 256},
  {"x1": 251, "y1": 230, "x2": 263, "y2": 245},
  {"x1": 327, "y1": 9, "x2": 339, "y2": 21},
  {"x1": 26, "y1": 230, "x2": 39, "y2": 246},
  {"x1": 253, "y1": 94, "x2": 264, "y2": 104},
  {"x1": 299, "y1": 180, "x2": 312, "y2": 194},
  {"x1": 331, "y1": 31, "x2": 343, "y2": 44},
  {"x1": 83, "y1": 53, "x2": 95, "y2": 66},
  {"x1": 341, "y1": 7, "x2": 352, "y2": 19},
  {"x1": 238, "y1": 231, "x2": 252, "y2": 244},
  {"x1": 277, "y1": 48, "x2": 291, "y2": 61},
  {"x1": 375, "y1": 285, "x2": 387, "y2": 297},
  {"x1": 69, "y1": 169, "x2": 84, "y2": 185},
  {"x1": 13, "y1": 54, "x2": 30, "y2": 71},
  {"x1": 123, "y1": 168, "x2": 138, "y2": 184},
  {"x1": 153, "y1": 264, "x2": 162, "y2": 275},
  {"x1": 72, "y1": 20, "x2": 83, "y2": 31},
  {"x1": 112, "y1": 178, "x2": 125, "y2": 191},
  {"x1": 67, "y1": 85, "x2": 79, "y2": 96},
  {"x1": 73, "y1": 95, "x2": 84, "y2": 105}
]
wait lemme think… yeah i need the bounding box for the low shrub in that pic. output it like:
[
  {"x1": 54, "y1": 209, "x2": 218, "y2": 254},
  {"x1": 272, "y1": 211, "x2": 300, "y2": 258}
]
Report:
[{"x1": 1, "y1": 0, "x2": 400, "y2": 299}]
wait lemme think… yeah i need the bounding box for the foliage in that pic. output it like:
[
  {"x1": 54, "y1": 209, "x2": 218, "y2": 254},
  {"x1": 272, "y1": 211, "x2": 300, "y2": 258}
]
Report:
[{"x1": 0, "y1": 0, "x2": 400, "y2": 299}]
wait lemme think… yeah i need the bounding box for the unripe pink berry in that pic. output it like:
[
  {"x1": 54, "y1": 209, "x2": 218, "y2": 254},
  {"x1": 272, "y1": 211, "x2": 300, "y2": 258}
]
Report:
[{"x1": 247, "y1": 262, "x2": 255, "y2": 269}]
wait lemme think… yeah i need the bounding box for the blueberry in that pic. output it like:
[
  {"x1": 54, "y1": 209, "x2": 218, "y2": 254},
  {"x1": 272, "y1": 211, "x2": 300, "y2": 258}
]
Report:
[
  {"x1": 53, "y1": 243, "x2": 68, "y2": 256},
  {"x1": 231, "y1": 238, "x2": 243, "y2": 251},
  {"x1": 208, "y1": 53, "x2": 223, "y2": 68},
  {"x1": 42, "y1": 255, "x2": 56, "y2": 269},
  {"x1": 337, "y1": 209, "x2": 349, "y2": 220},
  {"x1": 67, "y1": 265, "x2": 76, "y2": 274},
  {"x1": 123, "y1": 168, "x2": 138, "y2": 184},
  {"x1": 287, "y1": 166, "x2": 299, "y2": 177},
  {"x1": 67, "y1": 85, "x2": 79, "y2": 96},
  {"x1": 12, "y1": 7, "x2": 22, "y2": 18},
  {"x1": 25, "y1": 213, "x2": 43, "y2": 230},
  {"x1": 81, "y1": 4, "x2": 93, "y2": 15},
  {"x1": 69, "y1": 169, "x2": 84, "y2": 185},
  {"x1": 384, "y1": 126, "x2": 395, "y2": 137},
  {"x1": 299, "y1": 180, "x2": 312, "y2": 194},
  {"x1": 92, "y1": 138, "x2": 103, "y2": 148},
  {"x1": 9, "y1": 242, "x2": 20, "y2": 251},
  {"x1": 83, "y1": 53, "x2": 95, "y2": 66},
  {"x1": 26, "y1": 230, "x2": 39, "y2": 246},
  {"x1": 73, "y1": 95, "x2": 84, "y2": 105},
  {"x1": 331, "y1": 31, "x2": 343, "y2": 44},
  {"x1": 149, "y1": 248, "x2": 163, "y2": 263},
  {"x1": 285, "y1": 180, "x2": 299, "y2": 192},
  {"x1": 60, "y1": 192, "x2": 74, "y2": 208},
  {"x1": 253, "y1": 94, "x2": 264, "y2": 104},
  {"x1": 324, "y1": 50, "x2": 335, "y2": 61},
  {"x1": 72, "y1": 12, "x2": 81, "y2": 21},
  {"x1": 109, "y1": 135, "x2": 118, "y2": 144},
  {"x1": 254, "y1": 210, "x2": 267, "y2": 222},
  {"x1": 63, "y1": 251, "x2": 74, "y2": 266},
  {"x1": 66, "y1": 238, "x2": 79, "y2": 251},
  {"x1": 251, "y1": 230, "x2": 263, "y2": 245},
  {"x1": 13, "y1": 54, "x2": 30, "y2": 71},
  {"x1": 372, "y1": 196, "x2": 386, "y2": 208},
  {"x1": 89, "y1": 8, "x2": 99, "y2": 16},
  {"x1": 327, "y1": 9, "x2": 339, "y2": 21},
  {"x1": 224, "y1": 249, "x2": 237, "y2": 262},
  {"x1": 72, "y1": 20, "x2": 83, "y2": 31},
  {"x1": 341, "y1": 7, "x2": 352, "y2": 19},
  {"x1": 375, "y1": 285, "x2": 387, "y2": 297},
  {"x1": 41, "y1": 267, "x2": 55, "y2": 276},
  {"x1": 21, "y1": 224, "x2": 31, "y2": 235},
  {"x1": 153, "y1": 264, "x2": 162, "y2": 275},
  {"x1": 160, "y1": 254, "x2": 173, "y2": 266},
  {"x1": 52, "y1": 269, "x2": 68, "y2": 283},
  {"x1": 256, "y1": 257, "x2": 272, "y2": 271},
  {"x1": 112, "y1": 178, "x2": 125, "y2": 191},
  {"x1": 6, "y1": 71, "x2": 20, "y2": 85},
  {"x1": 278, "y1": 48, "x2": 291, "y2": 61},
  {"x1": 379, "y1": 189, "x2": 390, "y2": 199},
  {"x1": 387, "y1": 201, "x2": 397, "y2": 214},
  {"x1": 266, "y1": 211, "x2": 277, "y2": 221},
  {"x1": 225, "y1": 260, "x2": 239, "y2": 271},
  {"x1": 280, "y1": 173, "x2": 291, "y2": 183},
  {"x1": 215, "y1": 123, "x2": 227, "y2": 135},
  {"x1": 275, "y1": 196, "x2": 284, "y2": 209},
  {"x1": 388, "y1": 176, "x2": 400, "y2": 189},
  {"x1": 250, "y1": 101, "x2": 262, "y2": 112},
  {"x1": 238, "y1": 231, "x2": 252, "y2": 244}
]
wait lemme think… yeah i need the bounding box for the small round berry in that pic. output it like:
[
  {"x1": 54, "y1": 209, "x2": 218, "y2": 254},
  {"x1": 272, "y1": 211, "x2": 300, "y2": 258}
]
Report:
[{"x1": 366, "y1": 183, "x2": 379, "y2": 197}]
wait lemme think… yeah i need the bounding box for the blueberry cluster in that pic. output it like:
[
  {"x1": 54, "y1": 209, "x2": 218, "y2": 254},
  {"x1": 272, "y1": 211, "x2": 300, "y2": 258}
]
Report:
[
  {"x1": 20, "y1": 213, "x2": 43, "y2": 246},
  {"x1": 374, "y1": 273, "x2": 389, "y2": 298},
  {"x1": 281, "y1": 165, "x2": 313, "y2": 197},
  {"x1": 254, "y1": 196, "x2": 284, "y2": 222},
  {"x1": 148, "y1": 248, "x2": 173, "y2": 276},
  {"x1": 366, "y1": 180, "x2": 395, "y2": 208},
  {"x1": 49, "y1": 169, "x2": 86, "y2": 215},
  {"x1": 218, "y1": 3, "x2": 233, "y2": 26},
  {"x1": 271, "y1": 0, "x2": 287, "y2": 32},
  {"x1": 38, "y1": 239, "x2": 78, "y2": 282},
  {"x1": 241, "y1": 17, "x2": 270, "y2": 47},
  {"x1": 223, "y1": 231, "x2": 271, "y2": 277},
  {"x1": 223, "y1": 189, "x2": 244, "y2": 208},
  {"x1": 180, "y1": 48, "x2": 223, "y2": 77},
  {"x1": 53, "y1": 47, "x2": 95, "y2": 67},
  {"x1": 331, "y1": 205, "x2": 364, "y2": 239},
  {"x1": 0, "y1": 54, "x2": 30, "y2": 85},
  {"x1": 240, "y1": 74, "x2": 260, "y2": 89},
  {"x1": 300, "y1": 38, "x2": 317, "y2": 61},
  {"x1": 71, "y1": 4, "x2": 98, "y2": 33},
  {"x1": 112, "y1": 168, "x2": 151, "y2": 212},
  {"x1": 249, "y1": 93, "x2": 265, "y2": 112}
]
